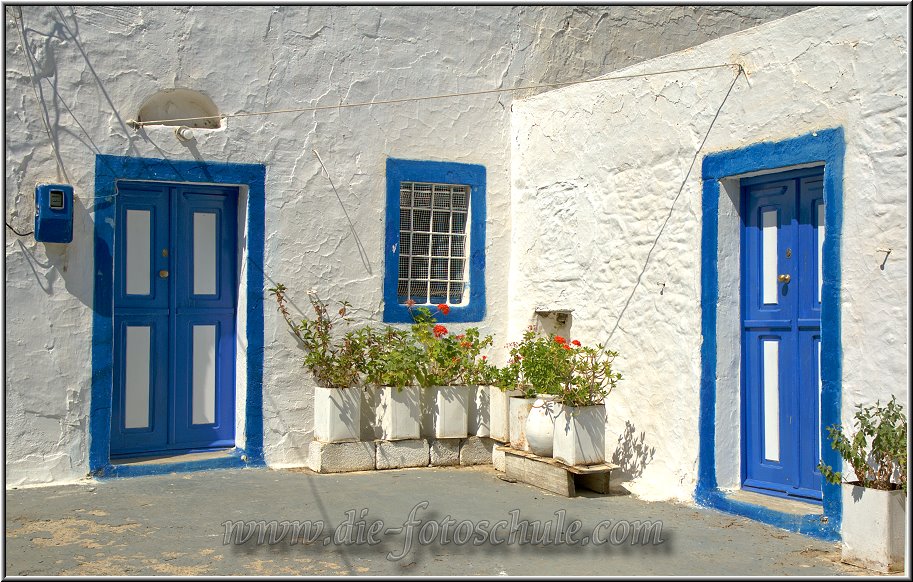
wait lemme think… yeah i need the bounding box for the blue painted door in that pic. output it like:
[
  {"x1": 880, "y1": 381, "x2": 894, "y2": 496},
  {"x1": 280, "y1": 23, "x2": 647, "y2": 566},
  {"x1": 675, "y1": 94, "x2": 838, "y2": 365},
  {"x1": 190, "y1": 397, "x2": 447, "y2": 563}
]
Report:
[
  {"x1": 111, "y1": 182, "x2": 237, "y2": 457},
  {"x1": 741, "y1": 167, "x2": 824, "y2": 502}
]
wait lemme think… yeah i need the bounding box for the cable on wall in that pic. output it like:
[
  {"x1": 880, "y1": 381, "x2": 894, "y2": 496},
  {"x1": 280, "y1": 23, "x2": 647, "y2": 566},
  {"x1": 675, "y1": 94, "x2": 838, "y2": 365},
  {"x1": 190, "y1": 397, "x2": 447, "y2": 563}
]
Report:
[{"x1": 128, "y1": 63, "x2": 744, "y2": 128}]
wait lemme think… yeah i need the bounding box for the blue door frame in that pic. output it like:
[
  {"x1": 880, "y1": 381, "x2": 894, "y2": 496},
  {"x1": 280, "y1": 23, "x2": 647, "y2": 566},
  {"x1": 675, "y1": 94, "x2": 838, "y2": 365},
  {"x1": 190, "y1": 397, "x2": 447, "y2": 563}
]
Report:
[
  {"x1": 697, "y1": 129, "x2": 844, "y2": 540},
  {"x1": 91, "y1": 155, "x2": 266, "y2": 478}
]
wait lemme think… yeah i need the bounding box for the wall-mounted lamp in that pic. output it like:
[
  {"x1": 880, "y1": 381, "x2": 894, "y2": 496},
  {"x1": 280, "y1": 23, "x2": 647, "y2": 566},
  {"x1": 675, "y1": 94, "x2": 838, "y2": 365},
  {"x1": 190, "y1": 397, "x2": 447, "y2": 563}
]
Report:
[{"x1": 174, "y1": 126, "x2": 194, "y2": 142}]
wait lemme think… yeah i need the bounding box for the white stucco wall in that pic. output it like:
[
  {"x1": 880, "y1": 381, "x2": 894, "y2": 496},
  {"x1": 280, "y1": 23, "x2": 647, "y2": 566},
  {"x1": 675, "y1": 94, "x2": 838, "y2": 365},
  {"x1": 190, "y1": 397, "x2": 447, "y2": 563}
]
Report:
[
  {"x1": 5, "y1": 6, "x2": 807, "y2": 486},
  {"x1": 510, "y1": 6, "x2": 908, "y2": 502}
]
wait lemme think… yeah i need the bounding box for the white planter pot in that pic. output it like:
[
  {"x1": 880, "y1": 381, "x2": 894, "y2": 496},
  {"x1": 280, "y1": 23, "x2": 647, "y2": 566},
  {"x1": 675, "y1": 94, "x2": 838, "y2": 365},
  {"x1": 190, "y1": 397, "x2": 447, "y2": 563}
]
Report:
[
  {"x1": 509, "y1": 395, "x2": 554, "y2": 451},
  {"x1": 469, "y1": 385, "x2": 491, "y2": 437},
  {"x1": 841, "y1": 484, "x2": 907, "y2": 573},
  {"x1": 552, "y1": 405, "x2": 606, "y2": 466},
  {"x1": 423, "y1": 385, "x2": 469, "y2": 439},
  {"x1": 313, "y1": 385, "x2": 362, "y2": 443},
  {"x1": 509, "y1": 397, "x2": 537, "y2": 451},
  {"x1": 378, "y1": 385, "x2": 421, "y2": 440},
  {"x1": 525, "y1": 398, "x2": 561, "y2": 457},
  {"x1": 489, "y1": 387, "x2": 521, "y2": 443}
]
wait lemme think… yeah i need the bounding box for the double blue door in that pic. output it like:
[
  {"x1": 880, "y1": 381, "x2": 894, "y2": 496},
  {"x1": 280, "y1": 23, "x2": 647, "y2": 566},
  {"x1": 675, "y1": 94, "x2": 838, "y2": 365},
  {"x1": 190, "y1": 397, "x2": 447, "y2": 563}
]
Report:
[
  {"x1": 111, "y1": 182, "x2": 237, "y2": 457},
  {"x1": 742, "y1": 167, "x2": 824, "y2": 501}
]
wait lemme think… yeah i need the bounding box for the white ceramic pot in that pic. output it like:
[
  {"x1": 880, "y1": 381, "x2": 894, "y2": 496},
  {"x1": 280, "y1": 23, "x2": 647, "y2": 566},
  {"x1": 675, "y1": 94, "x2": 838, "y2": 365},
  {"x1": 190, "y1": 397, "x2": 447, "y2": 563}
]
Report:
[
  {"x1": 552, "y1": 404, "x2": 606, "y2": 466},
  {"x1": 314, "y1": 385, "x2": 361, "y2": 443},
  {"x1": 525, "y1": 398, "x2": 560, "y2": 457},
  {"x1": 377, "y1": 385, "x2": 421, "y2": 440},
  {"x1": 489, "y1": 387, "x2": 521, "y2": 442},
  {"x1": 509, "y1": 396, "x2": 537, "y2": 451},
  {"x1": 841, "y1": 483, "x2": 906, "y2": 573},
  {"x1": 424, "y1": 385, "x2": 470, "y2": 438},
  {"x1": 468, "y1": 385, "x2": 490, "y2": 437}
]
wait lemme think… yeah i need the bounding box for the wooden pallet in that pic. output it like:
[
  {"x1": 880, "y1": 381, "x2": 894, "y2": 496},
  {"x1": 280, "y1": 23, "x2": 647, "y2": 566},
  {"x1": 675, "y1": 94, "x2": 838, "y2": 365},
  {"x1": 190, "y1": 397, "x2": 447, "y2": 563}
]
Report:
[{"x1": 497, "y1": 446, "x2": 619, "y2": 497}]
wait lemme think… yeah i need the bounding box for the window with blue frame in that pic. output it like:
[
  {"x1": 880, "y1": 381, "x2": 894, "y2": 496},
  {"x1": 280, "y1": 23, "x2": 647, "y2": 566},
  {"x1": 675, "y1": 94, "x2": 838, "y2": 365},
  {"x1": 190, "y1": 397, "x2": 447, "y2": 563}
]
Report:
[{"x1": 384, "y1": 158, "x2": 486, "y2": 323}]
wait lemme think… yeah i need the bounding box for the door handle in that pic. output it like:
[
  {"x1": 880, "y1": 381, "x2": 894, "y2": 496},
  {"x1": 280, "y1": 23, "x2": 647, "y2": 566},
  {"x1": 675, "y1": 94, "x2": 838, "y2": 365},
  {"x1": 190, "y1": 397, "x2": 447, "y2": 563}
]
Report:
[
  {"x1": 778, "y1": 274, "x2": 791, "y2": 283},
  {"x1": 159, "y1": 270, "x2": 169, "y2": 278}
]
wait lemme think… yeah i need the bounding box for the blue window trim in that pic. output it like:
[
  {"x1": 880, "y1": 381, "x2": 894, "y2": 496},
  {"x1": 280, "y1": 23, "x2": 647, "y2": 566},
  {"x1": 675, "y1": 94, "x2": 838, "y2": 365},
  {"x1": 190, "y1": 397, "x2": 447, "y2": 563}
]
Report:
[
  {"x1": 90, "y1": 155, "x2": 266, "y2": 478},
  {"x1": 697, "y1": 128, "x2": 844, "y2": 540},
  {"x1": 384, "y1": 158, "x2": 486, "y2": 323}
]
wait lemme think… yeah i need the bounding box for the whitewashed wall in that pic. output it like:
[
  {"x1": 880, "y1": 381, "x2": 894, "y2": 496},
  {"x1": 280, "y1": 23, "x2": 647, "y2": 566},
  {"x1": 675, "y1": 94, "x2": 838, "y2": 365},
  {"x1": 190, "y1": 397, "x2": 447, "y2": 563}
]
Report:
[
  {"x1": 510, "y1": 6, "x2": 908, "y2": 502},
  {"x1": 3, "y1": 5, "x2": 810, "y2": 486}
]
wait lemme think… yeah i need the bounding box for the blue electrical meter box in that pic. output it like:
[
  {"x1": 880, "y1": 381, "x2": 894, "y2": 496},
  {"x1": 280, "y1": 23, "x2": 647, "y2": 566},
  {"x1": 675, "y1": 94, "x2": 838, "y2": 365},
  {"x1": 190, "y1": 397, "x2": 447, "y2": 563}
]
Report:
[{"x1": 34, "y1": 183, "x2": 74, "y2": 243}]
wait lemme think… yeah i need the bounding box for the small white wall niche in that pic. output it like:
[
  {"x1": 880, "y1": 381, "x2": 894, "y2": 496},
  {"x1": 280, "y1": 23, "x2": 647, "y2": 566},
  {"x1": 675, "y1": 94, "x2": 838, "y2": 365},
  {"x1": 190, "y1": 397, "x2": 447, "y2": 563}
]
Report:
[{"x1": 134, "y1": 88, "x2": 223, "y2": 130}]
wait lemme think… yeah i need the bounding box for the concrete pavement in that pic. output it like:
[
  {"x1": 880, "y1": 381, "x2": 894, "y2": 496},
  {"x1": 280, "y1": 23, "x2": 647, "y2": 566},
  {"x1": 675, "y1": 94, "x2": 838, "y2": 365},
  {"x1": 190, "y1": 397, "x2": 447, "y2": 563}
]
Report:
[{"x1": 5, "y1": 465, "x2": 869, "y2": 576}]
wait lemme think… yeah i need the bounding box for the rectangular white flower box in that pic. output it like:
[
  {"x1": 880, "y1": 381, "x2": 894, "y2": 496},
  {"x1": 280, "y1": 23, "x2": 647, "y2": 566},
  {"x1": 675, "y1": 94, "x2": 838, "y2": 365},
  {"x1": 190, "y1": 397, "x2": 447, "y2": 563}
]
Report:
[
  {"x1": 841, "y1": 484, "x2": 907, "y2": 573},
  {"x1": 509, "y1": 396, "x2": 538, "y2": 451},
  {"x1": 426, "y1": 385, "x2": 470, "y2": 439},
  {"x1": 490, "y1": 387, "x2": 521, "y2": 442},
  {"x1": 469, "y1": 385, "x2": 491, "y2": 437},
  {"x1": 378, "y1": 385, "x2": 421, "y2": 441},
  {"x1": 552, "y1": 404, "x2": 606, "y2": 466},
  {"x1": 313, "y1": 385, "x2": 361, "y2": 443}
]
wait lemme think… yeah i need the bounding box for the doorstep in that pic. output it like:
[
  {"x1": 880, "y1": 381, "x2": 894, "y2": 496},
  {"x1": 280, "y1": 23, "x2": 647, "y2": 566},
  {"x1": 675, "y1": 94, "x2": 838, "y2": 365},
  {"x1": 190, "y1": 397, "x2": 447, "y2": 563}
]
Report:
[
  {"x1": 96, "y1": 448, "x2": 254, "y2": 479},
  {"x1": 726, "y1": 489, "x2": 823, "y2": 516}
]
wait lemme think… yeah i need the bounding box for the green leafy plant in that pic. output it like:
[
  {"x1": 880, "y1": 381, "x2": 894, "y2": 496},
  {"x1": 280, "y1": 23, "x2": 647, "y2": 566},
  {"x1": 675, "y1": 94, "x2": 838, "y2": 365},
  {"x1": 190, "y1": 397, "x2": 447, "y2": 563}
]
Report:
[
  {"x1": 361, "y1": 325, "x2": 420, "y2": 390},
  {"x1": 504, "y1": 327, "x2": 576, "y2": 398},
  {"x1": 268, "y1": 284, "x2": 364, "y2": 389},
  {"x1": 817, "y1": 396, "x2": 907, "y2": 492},
  {"x1": 559, "y1": 341, "x2": 622, "y2": 408}
]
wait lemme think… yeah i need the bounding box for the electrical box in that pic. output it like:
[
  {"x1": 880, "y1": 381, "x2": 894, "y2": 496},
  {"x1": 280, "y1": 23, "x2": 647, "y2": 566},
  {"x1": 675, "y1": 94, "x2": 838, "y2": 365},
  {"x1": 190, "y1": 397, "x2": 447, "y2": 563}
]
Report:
[{"x1": 34, "y1": 183, "x2": 74, "y2": 243}]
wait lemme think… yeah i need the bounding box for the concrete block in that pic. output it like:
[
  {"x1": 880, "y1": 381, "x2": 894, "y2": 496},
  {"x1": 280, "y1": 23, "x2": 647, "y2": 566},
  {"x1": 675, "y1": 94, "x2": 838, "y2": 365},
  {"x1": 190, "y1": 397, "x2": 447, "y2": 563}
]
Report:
[
  {"x1": 429, "y1": 439, "x2": 461, "y2": 466},
  {"x1": 376, "y1": 439, "x2": 430, "y2": 469},
  {"x1": 460, "y1": 436, "x2": 496, "y2": 466},
  {"x1": 307, "y1": 440, "x2": 376, "y2": 473},
  {"x1": 492, "y1": 446, "x2": 506, "y2": 472}
]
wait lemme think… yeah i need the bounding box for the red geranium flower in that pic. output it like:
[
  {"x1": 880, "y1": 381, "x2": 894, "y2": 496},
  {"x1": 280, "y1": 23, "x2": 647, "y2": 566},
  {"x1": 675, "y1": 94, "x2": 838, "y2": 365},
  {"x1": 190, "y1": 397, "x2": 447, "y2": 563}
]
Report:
[
  {"x1": 437, "y1": 303, "x2": 450, "y2": 315},
  {"x1": 482, "y1": 356, "x2": 487, "y2": 361},
  {"x1": 554, "y1": 336, "x2": 567, "y2": 344},
  {"x1": 571, "y1": 339, "x2": 581, "y2": 347},
  {"x1": 433, "y1": 324, "x2": 448, "y2": 338},
  {"x1": 562, "y1": 344, "x2": 571, "y2": 351},
  {"x1": 405, "y1": 298, "x2": 416, "y2": 308}
]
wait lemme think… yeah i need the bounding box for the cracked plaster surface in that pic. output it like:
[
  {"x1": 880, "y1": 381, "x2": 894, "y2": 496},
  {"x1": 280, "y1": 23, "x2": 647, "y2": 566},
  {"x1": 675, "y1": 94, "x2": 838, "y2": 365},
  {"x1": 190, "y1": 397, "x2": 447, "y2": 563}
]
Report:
[{"x1": 6, "y1": 5, "x2": 816, "y2": 487}]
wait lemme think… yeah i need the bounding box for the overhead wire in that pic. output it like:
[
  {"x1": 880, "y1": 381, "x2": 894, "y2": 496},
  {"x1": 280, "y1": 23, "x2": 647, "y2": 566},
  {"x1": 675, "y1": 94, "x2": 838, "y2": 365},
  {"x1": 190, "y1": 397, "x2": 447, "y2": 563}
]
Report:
[{"x1": 129, "y1": 63, "x2": 743, "y2": 128}]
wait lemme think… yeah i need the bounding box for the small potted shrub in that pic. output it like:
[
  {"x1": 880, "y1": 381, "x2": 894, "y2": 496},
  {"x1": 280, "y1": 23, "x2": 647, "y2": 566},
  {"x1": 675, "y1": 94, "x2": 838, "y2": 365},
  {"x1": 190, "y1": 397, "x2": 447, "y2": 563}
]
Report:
[
  {"x1": 363, "y1": 325, "x2": 422, "y2": 441},
  {"x1": 504, "y1": 327, "x2": 571, "y2": 454},
  {"x1": 410, "y1": 303, "x2": 471, "y2": 439},
  {"x1": 483, "y1": 360, "x2": 521, "y2": 443},
  {"x1": 551, "y1": 339, "x2": 621, "y2": 466},
  {"x1": 269, "y1": 285, "x2": 363, "y2": 443},
  {"x1": 818, "y1": 396, "x2": 907, "y2": 573}
]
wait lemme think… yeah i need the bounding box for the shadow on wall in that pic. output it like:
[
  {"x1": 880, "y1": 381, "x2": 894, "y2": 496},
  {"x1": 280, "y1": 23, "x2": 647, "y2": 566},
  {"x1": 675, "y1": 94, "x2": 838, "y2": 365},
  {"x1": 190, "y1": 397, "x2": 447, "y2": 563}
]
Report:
[{"x1": 610, "y1": 420, "x2": 656, "y2": 485}]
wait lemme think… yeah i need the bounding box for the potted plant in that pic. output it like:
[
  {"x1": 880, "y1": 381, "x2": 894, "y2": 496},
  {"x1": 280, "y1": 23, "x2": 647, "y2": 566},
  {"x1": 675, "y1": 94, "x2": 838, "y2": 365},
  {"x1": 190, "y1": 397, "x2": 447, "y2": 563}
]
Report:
[
  {"x1": 483, "y1": 360, "x2": 521, "y2": 443},
  {"x1": 410, "y1": 303, "x2": 471, "y2": 439},
  {"x1": 551, "y1": 340, "x2": 621, "y2": 466},
  {"x1": 269, "y1": 284, "x2": 364, "y2": 443},
  {"x1": 362, "y1": 324, "x2": 422, "y2": 441},
  {"x1": 817, "y1": 396, "x2": 907, "y2": 573},
  {"x1": 457, "y1": 329, "x2": 496, "y2": 438},
  {"x1": 504, "y1": 327, "x2": 570, "y2": 454}
]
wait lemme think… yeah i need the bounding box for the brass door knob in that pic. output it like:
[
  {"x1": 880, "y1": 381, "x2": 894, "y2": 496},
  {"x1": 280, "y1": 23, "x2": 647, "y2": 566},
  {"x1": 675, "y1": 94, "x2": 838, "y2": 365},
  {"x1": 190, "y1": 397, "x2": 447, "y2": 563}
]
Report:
[
  {"x1": 778, "y1": 274, "x2": 791, "y2": 283},
  {"x1": 159, "y1": 270, "x2": 169, "y2": 278}
]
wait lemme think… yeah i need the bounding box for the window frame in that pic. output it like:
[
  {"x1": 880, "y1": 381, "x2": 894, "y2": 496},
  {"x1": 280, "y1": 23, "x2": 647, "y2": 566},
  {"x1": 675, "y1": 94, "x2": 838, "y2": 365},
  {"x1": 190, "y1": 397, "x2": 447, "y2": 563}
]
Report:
[{"x1": 384, "y1": 158, "x2": 486, "y2": 323}]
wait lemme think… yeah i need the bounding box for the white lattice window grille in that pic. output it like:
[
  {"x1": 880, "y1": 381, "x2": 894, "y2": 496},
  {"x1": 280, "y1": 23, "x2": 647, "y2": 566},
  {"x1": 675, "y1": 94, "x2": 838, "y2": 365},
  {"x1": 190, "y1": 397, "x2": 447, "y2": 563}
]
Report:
[{"x1": 397, "y1": 181, "x2": 470, "y2": 305}]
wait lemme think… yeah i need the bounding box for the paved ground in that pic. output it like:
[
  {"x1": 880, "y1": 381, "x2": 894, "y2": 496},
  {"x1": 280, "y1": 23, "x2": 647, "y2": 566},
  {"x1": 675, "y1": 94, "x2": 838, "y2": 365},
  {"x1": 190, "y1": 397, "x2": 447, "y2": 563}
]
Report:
[{"x1": 5, "y1": 465, "x2": 870, "y2": 576}]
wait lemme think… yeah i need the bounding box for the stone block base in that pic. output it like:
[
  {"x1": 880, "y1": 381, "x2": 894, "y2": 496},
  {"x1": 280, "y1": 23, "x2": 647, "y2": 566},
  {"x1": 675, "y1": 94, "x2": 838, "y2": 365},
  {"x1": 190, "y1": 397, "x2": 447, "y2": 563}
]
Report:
[
  {"x1": 492, "y1": 446, "x2": 506, "y2": 472},
  {"x1": 376, "y1": 439, "x2": 430, "y2": 469},
  {"x1": 430, "y1": 439, "x2": 461, "y2": 466},
  {"x1": 460, "y1": 436, "x2": 496, "y2": 466},
  {"x1": 308, "y1": 440, "x2": 376, "y2": 473}
]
